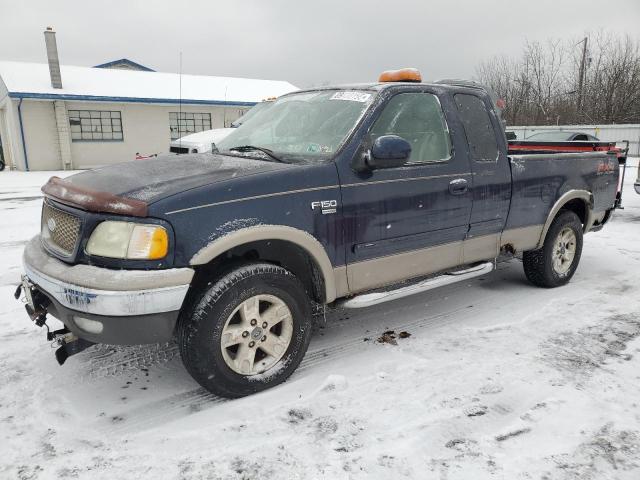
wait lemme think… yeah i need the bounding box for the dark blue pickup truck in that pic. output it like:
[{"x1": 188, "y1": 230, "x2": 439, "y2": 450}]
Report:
[{"x1": 18, "y1": 70, "x2": 619, "y2": 397}]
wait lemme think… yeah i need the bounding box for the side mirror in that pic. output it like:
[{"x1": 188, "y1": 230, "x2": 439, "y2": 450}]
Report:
[{"x1": 367, "y1": 135, "x2": 411, "y2": 170}]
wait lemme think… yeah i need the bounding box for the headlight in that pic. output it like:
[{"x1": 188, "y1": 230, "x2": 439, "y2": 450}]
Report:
[{"x1": 86, "y1": 221, "x2": 168, "y2": 260}]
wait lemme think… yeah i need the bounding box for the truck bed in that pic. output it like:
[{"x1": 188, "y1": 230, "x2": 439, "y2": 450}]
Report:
[{"x1": 505, "y1": 151, "x2": 619, "y2": 240}]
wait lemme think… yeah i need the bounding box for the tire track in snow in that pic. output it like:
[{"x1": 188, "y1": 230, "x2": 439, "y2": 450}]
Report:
[
  {"x1": 71, "y1": 268, "x2": 486, "y2": 384},
  {"x1": 72, "y1": 261, "x2": 518, "y2": 384},
  {"x1": 69, "y1": 343, "x2": 181, "y2": 384},
  {"x1": 95, "y1": 262, "x2": 585, "y2": 434},
  {"x1": 98, "y1": 301, "x2": 499, "y2": 435}
]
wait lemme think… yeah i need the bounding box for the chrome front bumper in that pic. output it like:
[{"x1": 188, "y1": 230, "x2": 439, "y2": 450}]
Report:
[{"x1": 23, "y1": 236, "x2": 194, "y2": 317}]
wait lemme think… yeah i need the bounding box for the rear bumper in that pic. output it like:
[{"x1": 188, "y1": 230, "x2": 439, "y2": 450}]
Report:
[{"x1": 22, "y1": 236, "x2": 194, "y2": 344}]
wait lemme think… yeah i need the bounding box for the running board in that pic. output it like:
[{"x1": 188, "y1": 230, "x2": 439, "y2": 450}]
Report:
[{"x1": 338, "y1": 261, "x2": 494, "y2": 309}]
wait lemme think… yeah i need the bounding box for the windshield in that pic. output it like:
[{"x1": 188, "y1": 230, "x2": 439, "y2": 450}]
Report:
[
  {"x1": 525, "y1": 131, "x2": 573, "y2": 141},
  {"x1": 216, "y1": 89, "x2": 375, "y2": 163},
  {"x1": 231, "y1": 101, "x2": 274, "y2": 128}
]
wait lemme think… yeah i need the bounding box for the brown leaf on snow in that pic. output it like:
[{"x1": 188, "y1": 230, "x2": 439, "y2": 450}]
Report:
[
  {"x1": 376, "y1": 330, "x2": 411, "y2": 345},
  {"x1": 377, "y1": 332, "x2": 398, "y2": 345}
]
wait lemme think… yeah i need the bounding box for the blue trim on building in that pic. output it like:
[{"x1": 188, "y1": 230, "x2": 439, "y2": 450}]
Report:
[
  {"x1": 93, "y1": 59, "x2": 156, "y2": 72},
  {"x1": 8, "y1": 92, "x2": 257, "y2": 107}
]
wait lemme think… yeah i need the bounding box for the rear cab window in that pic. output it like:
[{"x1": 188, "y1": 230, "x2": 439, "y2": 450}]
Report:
[{"x1": 453, "y1": 93, "x2": 499, "y2": 162}]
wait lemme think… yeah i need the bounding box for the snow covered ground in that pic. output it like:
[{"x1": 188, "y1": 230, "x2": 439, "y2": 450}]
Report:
[{"x1": 1, "y1": 163, "x2": 639, "y2": 479}]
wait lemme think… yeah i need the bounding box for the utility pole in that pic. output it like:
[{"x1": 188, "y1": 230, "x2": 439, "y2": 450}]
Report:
[{"x1": 577, "y1": 37, "x2": 588, "y2": 117}]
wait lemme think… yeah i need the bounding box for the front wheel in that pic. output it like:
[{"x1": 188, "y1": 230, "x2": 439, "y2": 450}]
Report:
[
  {"x1": 177, "y1": 263, "x2": 313, "y2": 398},
  {"x1": 523, "y1": 210, "x2": 583, "y2": 288}
]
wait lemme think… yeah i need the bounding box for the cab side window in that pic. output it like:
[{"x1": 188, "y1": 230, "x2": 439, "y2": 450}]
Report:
[
  {"x1": 454, "y1": 93, "x2": 499, "y2": 162},
  {"x1": 370, "y1": 93, "x2": 451, "y2": 164}
]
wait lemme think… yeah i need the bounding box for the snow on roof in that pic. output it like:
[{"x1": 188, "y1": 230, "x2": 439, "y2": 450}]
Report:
[{"x1": 0, "y1": 61, "x2": 297, "y2": 106}]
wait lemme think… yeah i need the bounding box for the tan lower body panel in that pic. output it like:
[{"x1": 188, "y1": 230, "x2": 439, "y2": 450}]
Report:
[
  {"x1": 587, "y1": 211, "x2": 606, "y2": 230},
  {"x1": 333, "y1": 265, "x2": 350, "y2": 298},
  {"x1": 346, "y1": 241, "x2": 463, "y2": 294},
  {"x1": 341, "y1": 226, "x2": 544, "y2": 297},
  {"x1": 499, "y1": 225, "x2": 544, "y2": 253},
  {"x1": 463, "y1": 233, "x2": 500, "y2": 264}
]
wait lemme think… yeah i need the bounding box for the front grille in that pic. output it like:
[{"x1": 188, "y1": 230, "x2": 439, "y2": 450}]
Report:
[
  {"x1": 170, "y1": 146, "x2": 189, "y2": 154},
  {"x1": 41, "y1": 201, "x2": 81, "y2": 256}
]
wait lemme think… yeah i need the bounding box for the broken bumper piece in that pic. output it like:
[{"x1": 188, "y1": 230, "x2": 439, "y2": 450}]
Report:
[{"x1": 53, "y1": 332, "x2": 95, "y2": 365}]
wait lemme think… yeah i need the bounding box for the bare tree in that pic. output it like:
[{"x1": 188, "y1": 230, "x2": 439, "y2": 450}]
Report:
[{"x1": 475, "y1": 32, "x2": 640, "y2": 126}]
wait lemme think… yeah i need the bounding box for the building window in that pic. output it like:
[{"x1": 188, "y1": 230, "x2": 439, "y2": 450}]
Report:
[
  {"x1": 170, "y1": 112, "x2": 212, "y2": 140},
  {"x1": 68, "y1": 110, "x2": 123, "y2": 141}
]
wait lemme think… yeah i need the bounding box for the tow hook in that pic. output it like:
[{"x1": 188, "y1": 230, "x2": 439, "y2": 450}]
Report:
[
  {"x1": 16, "y1": 281, "x2": 94, "y2": 365},
  {"x1": 16, "y1": 279, "x2": 50, "y2": 327}
]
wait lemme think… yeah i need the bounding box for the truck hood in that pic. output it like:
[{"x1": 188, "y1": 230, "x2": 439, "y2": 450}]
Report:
[{"x1": 61, "y1": 153, "x2": 293, "y2": 205}]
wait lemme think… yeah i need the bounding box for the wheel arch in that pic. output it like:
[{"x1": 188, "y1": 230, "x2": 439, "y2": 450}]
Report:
[
  {"x1": 189, "y1": 225, "x2": 338, "y2": 303},
  {"x1": 536, "y1": 189, "x2": 593, "y2": 249}
]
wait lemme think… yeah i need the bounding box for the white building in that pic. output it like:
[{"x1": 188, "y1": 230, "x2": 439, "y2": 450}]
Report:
[{"x1": 0, "y1": 30, "x2": 296, "y2": 171}]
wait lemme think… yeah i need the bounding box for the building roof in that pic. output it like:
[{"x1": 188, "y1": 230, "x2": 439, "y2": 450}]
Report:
[
  {"x1": 93, "y1": 58, "x2": 155, "y2": 71},
  {"x1": 0, "y1": 61, "x2": 297, "y2": 106}
]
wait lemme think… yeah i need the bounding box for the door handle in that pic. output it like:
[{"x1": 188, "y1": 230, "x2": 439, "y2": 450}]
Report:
[{"x1": 449, "y1": 178, "x2": 468, "y2": 195}]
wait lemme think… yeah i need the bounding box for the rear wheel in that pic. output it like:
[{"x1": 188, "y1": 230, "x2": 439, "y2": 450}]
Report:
[
  {"x1": 523, "y1": 210, "x2": 583, "y2": 288},
  {"x1": 177, "y1": 263, "x2": 312, "y2": 398}
]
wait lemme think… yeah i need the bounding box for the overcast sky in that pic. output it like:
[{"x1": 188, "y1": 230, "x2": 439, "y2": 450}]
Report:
[{"x1": 1, "y1": 0, "x2": 639, "y2": 88}]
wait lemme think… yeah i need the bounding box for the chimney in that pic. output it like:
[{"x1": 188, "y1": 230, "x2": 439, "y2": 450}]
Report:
[{"x1": 44, "y1": 27, "x2": 62, "y2": 89}]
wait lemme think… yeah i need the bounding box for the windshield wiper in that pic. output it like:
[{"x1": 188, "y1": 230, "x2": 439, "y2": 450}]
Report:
[{"x1": 227, "y1": 145, "x2": 285, "y2": 163}]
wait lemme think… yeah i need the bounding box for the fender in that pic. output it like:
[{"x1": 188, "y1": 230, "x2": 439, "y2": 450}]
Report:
[
  {"x1": 536, "y1": 189, "x2": 593, "y2": 249},
  {"x1": 189, "y1": 225, "x2": 339, "y2": 302}
]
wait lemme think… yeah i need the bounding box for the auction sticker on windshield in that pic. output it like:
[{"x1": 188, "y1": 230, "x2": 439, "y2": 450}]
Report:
[{"x1": 331, "y1": 91, "x2": 372, "y2": 102}]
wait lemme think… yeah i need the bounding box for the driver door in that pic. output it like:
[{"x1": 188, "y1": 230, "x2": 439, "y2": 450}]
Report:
[{"x1": 337, "y1": 90, "x2": 473, "y2": 293}]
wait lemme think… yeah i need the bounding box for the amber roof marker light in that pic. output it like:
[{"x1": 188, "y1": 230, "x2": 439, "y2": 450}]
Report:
[{"x1": 378, "y1": 68, "x2": 422, "y2": 83}]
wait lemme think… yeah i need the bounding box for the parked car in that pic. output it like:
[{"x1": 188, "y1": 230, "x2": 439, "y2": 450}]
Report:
[
  {"x1": 525, "y1": 131, "x2": 600, "y2": 141},
  {"x1": 18, "y1": 69, "x2": 619, "y2": 398},
  {"x1": 169, "y1": 99, "x2": 275, "y2": 154}
]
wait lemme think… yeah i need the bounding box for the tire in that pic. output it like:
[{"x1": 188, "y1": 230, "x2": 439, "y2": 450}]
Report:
[
  {"x1": 0, "y1": 160, "x2": 5, "y2": 172},
  {"x1": 523, "y1": 210, "x2": 583, "y2": 288},
  {"x1": 177, "y1": 263, "x2": 313, "y2": 398}
]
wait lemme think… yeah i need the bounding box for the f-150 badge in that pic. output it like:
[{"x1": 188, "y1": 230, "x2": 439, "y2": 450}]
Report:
[{"x1": 311, "y1": 200, "x2": 337, "y2": 214}]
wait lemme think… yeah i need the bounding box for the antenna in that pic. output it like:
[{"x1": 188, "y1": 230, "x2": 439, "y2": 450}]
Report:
[
  {"x1": 224, "y1": 86, "x2": 228, "y2": 127},
  {"x1": 178, "y1": 51, "x2": 183, "y2": 150}
]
